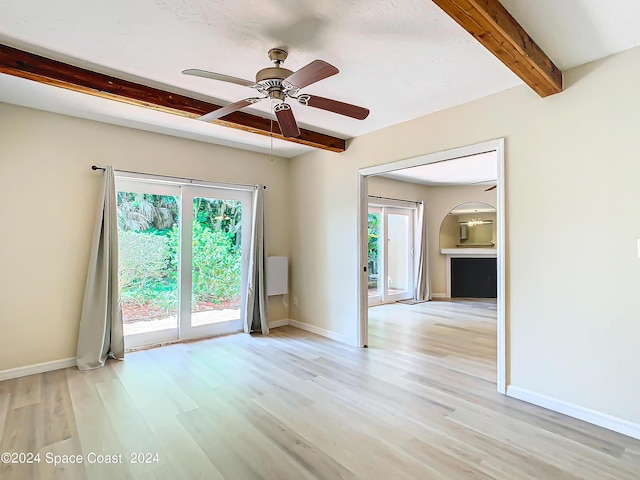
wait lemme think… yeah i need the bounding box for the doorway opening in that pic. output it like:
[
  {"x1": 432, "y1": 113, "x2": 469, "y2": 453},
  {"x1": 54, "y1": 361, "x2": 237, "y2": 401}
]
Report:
[
  {"x1": 115, "y1": 174, "x2": 252, "y2": 350},
  {"x1": 357, "y1": 139, "x2": 506, "y2": 393}
]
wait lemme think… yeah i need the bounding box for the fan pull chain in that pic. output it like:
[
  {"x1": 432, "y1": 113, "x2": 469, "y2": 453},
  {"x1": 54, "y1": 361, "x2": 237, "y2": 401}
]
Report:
[{"x1": 269, "y1": 99, "x2": 275, "y2": 163}]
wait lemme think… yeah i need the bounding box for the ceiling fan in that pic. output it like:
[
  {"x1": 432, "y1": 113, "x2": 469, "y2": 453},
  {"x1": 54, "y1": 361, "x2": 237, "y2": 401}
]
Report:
[{"x1": 182, "y1": 48, "x2": 370, "y2": 138}]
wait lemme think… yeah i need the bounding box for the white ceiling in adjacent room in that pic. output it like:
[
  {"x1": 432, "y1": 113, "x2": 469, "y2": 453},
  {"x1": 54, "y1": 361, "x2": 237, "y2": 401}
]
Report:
[
  {"x1": 1, "y1": 0, "x2": 639, "y2": 157},
  {"x1": 379, "y1": 151, "x2": 497, "y2": 186}
]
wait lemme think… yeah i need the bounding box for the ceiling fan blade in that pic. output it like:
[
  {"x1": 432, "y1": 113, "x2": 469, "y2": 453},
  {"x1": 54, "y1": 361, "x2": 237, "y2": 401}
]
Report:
[
  {"x1": 283, "y1": 60, "x2": 338, "y2": 90},
  {"x1": 182, "y1": 69, "x2": 256, "y2": 88},
  {"x1": 199, "y1": 98, "x2": 264, "y2": 122},
  {"x1": 297, "y1": 94, "x2": 369, "y2": 120},
  {"x1": 485, "y1": 185, "x2": 497, "y2": 191},
  {"x1": 274, "y1": 103, "x2": 300, "y2": 138}
]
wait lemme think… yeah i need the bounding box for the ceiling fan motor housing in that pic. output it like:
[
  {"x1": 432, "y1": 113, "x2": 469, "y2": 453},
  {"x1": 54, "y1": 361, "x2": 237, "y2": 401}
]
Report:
[{"x1": 255, "y1": 67, "x2": 293, "y2": 101}]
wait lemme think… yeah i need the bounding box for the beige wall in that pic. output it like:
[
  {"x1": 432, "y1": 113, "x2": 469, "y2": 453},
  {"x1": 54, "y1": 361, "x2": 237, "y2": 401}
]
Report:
[
  {"x1": 289, "y1": 46, "x2": 640, "y2": 424},
  {"x1": 368, "y1": 176, "x2": 430, "y2": 204},
  {"x1": 0, "y1": 103, "x2": 290, "y2": 371}
]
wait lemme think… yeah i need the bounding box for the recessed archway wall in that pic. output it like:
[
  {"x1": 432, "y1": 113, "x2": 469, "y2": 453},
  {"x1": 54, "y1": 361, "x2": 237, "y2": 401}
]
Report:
[{"x1": 357, "y1": 138, "x2": 506, "y2": 394}]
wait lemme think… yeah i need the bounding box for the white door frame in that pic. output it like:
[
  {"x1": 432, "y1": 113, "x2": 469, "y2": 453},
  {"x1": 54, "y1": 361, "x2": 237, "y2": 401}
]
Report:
[{"x1": 357, "y1": 138, "x2": 507, "y2": 394}]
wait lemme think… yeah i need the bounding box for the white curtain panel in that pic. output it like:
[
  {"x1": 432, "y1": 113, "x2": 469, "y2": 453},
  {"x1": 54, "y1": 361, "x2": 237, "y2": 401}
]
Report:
[
  {"x1": 415, "y1": 202, "x2": 431, "y2": 301},
  {"x1": 76, "y1": 166, "x2": 124, "y2": 370},
  {"x1": 243, "y1": 185, "x2": 269, "y2": 334}
]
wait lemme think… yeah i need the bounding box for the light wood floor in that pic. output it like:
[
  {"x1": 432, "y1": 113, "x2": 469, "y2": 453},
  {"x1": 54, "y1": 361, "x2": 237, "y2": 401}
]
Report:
[{"x1": 1, "y1": 300, "x2": 640, "y2": 479}]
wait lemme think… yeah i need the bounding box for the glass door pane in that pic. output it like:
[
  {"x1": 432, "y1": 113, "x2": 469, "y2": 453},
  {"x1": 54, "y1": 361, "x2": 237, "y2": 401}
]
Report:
[
  {"x1": 367, "y1": 208, "x2": 382, "y2": 305},
  {"x1": 190, "y1": 197, "x2": 243, "y2": 327},
  {"x1": 116, "y1": 180, "x2": 181, "y2": 349},
  {"x1": 180, "y1": 186, "x2": 251, "y2": 339},
  {"x1": 384, "y1": 209, "x2": 414, "y2": 302}
]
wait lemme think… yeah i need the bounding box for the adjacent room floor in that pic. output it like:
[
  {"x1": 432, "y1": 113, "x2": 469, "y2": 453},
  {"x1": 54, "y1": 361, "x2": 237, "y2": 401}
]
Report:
[{"x1": 1, "y1": 300, "x2": 639, "y2": 479}]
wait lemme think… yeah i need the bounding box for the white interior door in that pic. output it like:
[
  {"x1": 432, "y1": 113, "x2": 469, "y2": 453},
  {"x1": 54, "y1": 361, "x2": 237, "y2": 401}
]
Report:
[
  {"x1": 116, "y1": 177, "x2": 252, "y2": 349},
  {"x1": 367, "y1": 204, "x2": 415, "y2": 306}
]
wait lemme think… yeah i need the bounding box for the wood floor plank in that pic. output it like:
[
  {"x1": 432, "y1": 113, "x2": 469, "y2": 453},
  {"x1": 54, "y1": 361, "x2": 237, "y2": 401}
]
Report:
[
  {"x1": 95, "y1": 378, "x2": 179, "y2": 478},
  {"x1": 41, "y1": 369, "x2": 77, "y2": 448},
  {"x1": 447, "y1": 406, "x2": 638, "y2": 479},
  {"x1": 38, "y1": 437, "x2": 87, "y2": 480},
  {"x1": 1, "y1": 299, "x2": 639, "y2": 479},
  {"x1": 65, "y1": 367, "x2": 134, "y2": 480},
  {"x1": 240, "y1": 400, "x2": 357, "y2": 480},
  {"x1": 8, "y1": 374, "x2": 42, "y2": 409},
  {"x1": 0, "y1": 382, "x2": 10, "y2": 441},
  {"x1": 0, "y1": 403, "x2": 44, "y2": 480}
]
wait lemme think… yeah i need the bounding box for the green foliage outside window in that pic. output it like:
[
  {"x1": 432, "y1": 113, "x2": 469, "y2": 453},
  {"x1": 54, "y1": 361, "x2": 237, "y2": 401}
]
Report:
[{"x1": 117, "y1": 192, "x2": 242, "y2": 316}]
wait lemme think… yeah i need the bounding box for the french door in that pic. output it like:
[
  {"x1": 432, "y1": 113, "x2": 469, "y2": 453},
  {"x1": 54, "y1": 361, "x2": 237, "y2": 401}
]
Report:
[
  {"x1": 116, "y1": 177, "x2": 252, "y2": 349},
  {"x1": 368, "y1": 205, "x2": 414, "y2": 306}
]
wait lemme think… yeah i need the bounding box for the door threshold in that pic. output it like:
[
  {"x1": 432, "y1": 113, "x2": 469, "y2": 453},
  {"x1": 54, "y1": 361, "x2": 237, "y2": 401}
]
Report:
[{"x1": 125, "y1": 329, "x2": 244, "y2": 353}]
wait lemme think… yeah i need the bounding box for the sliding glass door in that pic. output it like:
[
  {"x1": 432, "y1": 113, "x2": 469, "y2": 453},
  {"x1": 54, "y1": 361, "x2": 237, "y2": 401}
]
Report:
[
  {"x1": 116, "y1": 178, "x2": 252, "y2": 349},
  {"x1": 368, "y1": 205, "x2": 415, "y2": 306}
]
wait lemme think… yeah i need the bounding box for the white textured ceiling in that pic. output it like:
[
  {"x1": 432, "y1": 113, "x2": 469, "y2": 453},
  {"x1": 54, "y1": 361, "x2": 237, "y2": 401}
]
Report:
[
  {"x1": 0, "y1": 0, "x2": 639, "y2": 157},
  {"x1": 380, "y1": 152, "x2": 497, "y2": 186},
  {"x1": 500, "y1": 0, "x2": 640, "y2": 70}
]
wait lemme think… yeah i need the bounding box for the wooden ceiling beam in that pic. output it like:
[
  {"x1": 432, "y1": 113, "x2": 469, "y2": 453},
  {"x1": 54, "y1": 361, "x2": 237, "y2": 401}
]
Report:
[
  {"x1": 432, "y1": 0, "x2": 563, "y2": 97},
  {"x1": 0, "y1": 43, "x2": 345, "y2": 152}
]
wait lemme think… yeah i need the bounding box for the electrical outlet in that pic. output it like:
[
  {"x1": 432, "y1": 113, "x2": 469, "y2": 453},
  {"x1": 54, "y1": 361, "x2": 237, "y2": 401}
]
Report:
[
  {"x1": 293, "y1": 296, "x2": 298, "y2": 306},
  {"x1": 637, "y1": 239, "x2": 640, "y2": 258}
]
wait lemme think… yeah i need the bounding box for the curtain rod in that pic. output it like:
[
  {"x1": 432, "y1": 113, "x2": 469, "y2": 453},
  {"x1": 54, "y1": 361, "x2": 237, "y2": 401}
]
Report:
[
  {"x1": 368, "y1": 194, "x2": 421, "y2": 205},
  {"x1": 91, "y1": 165, "x2": 267, "y2": 189}
]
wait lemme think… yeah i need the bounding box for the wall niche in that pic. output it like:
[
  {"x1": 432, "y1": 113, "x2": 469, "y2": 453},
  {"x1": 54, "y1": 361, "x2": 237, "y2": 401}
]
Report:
[{"x1": 439, "y1": 202, "x2": 496, "y2": 249}]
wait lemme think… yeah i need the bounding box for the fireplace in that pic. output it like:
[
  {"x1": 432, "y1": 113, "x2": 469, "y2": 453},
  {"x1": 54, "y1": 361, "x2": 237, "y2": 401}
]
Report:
[
  {"x1": 441, "y1": 248, "x2": 498, "y2": 298},
  {"x1": 450, "y1": 257, "x2": 497, "y2": 298}
]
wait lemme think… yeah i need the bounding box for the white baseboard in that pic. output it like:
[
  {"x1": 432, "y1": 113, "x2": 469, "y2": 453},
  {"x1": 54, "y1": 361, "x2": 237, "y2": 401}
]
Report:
[
  {"x1": 288, "y1": 319, "x2": 351, "y2": 345},
  {"x1": 268, "y1": 319, "x2": 290, "y2": 329},
  {"x1": 431, "y1": 293, "x2": 448, "y2": 299},
  {"x1": 0, "y1": 357, "x2": 76, "y2": 382},
  {"x1": 506, "y1": 385, "x2": 640, "y2": 440}
]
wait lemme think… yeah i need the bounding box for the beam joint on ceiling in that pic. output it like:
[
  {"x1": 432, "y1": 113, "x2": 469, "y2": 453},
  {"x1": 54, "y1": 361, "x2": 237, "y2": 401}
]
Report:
[
  {"x1": 432, "y1": 0, "x2": 563, "y2": 97},
  {"x1": 0, "y1": 43, "x2": 346, "y2": 152}
]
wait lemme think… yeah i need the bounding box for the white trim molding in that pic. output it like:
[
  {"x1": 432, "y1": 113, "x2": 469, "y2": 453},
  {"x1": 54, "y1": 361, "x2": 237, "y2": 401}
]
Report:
[
  {"x1": 507, "y1": 386, "x2": 640, "y2": 440},
  {"x1": 268, "y1": 319, "x2": 290, "y2": 329},
  {"x1": 430, "y1": 293, "x2": 448, "y2": 299},
  {"x1": 0, "y1": 357, "x2": 77, "y2": 381},
  {"x1": 288, "y1": 319, "x2": 352, "y2": 345}
]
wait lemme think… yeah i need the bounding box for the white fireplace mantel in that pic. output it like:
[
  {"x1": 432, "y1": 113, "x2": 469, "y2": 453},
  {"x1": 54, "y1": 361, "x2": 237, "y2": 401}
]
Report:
[
  {"x1": 441, "y1": 248, "x2": 497, "y2": 297},
  {"x1": 441, "y1": 248, "x2": 497, "y2": 257}
]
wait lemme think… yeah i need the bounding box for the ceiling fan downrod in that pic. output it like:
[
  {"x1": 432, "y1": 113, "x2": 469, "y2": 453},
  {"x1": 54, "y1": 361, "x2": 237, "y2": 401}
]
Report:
[{"x1": 254, "y1": 48, "x2": 293, "y2": 101}]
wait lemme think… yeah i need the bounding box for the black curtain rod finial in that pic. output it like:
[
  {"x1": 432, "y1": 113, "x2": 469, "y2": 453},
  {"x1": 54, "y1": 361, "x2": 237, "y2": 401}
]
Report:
[{"x1": 91, "y1": 165, "x2": 105, "y2": 171}]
